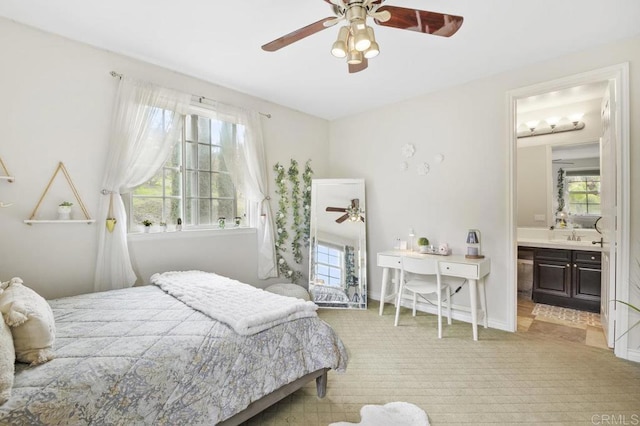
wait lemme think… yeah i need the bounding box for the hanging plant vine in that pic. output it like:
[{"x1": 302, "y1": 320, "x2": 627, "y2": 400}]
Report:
[
  {"x1": 288, "y1": 160, "x2": 303, "y2": 264},
  {"x1": 272, "y1": 159, "x2": 314, "y2": 283},
  {"x1": 556, "y1": 168, "x2": 565, "y2": 214}
]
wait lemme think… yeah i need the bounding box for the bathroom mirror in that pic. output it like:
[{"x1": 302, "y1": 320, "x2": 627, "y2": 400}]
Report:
[
  {"x1": 517, "y1": 141, "x2": 600, "y2": 229},
  {"x1": 308, "y1": 179, "x2": 367, "y2": 309}
]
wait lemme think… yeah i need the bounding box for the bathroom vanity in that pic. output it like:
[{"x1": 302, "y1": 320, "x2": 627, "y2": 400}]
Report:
[
  {"x1": 530, "y1": 248, "x2": 601, "y2": 312},
  {"x1": 518, "y1": 228, "x2": 602, "y2": 312}
]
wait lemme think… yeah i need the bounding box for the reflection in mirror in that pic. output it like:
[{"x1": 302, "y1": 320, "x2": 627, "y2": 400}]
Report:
[
  {"x1": 517, "y1": 141, "x2": 600, "y2": 229},
  {"x1": 551, "y1": 142, "x2": 600, "y2": 229},
  {"x1": 309, "y1": 179, "x2": 366, "y2": 309}
]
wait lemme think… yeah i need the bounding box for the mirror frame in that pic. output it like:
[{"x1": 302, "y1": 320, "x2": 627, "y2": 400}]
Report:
[{"x1": 308, "y1": 178, "x2": 367, "y2": 309}]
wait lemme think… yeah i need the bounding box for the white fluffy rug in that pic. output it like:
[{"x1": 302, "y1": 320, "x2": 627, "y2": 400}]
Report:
[{"x1": 329, "y1": 402, "x2": 430, "y2": 426}]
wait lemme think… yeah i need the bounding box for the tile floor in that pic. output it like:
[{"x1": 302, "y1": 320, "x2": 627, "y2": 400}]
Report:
[{"x1": 517, "y1": 297, "x2": 609, "y2": 349}]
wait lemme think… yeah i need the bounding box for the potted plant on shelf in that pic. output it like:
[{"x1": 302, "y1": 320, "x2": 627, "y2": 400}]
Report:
[
  {"x1": 142, "y1": 219, "x2": 153, "y2": 233},
  {"x1": 417, "y1": 237, "x2": 430, "y2": 253},
  {"x1": 58, "y1": 201, "x2": 73, "y2": 220}
]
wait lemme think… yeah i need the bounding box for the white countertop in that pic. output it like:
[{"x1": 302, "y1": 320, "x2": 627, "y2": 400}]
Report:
[
  {"x1": 518, "y1": 238, "x2": 602, "y2": 252},
  {"x1": 517, "y1": 227, "x2": 602, "y2": 252}
]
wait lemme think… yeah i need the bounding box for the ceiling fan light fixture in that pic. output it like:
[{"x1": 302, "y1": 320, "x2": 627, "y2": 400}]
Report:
[
  {"x1": 364, "y1": 41, "x2": 379, "y2": 58},
  {"x1": 347, "y1": 49, "x2": 363, "y2": 64},
  {"x1": 363, "y1": 27, "x2": 379, "y2": 58},
  {"x1": 351, "y1": 21, "x2": 371, "y2": 52},
  {"x1": 331, "y1": 26, "x2": 349, "y2": 58}
]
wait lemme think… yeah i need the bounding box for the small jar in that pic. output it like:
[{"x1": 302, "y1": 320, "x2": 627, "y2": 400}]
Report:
[
  {"x1": 218, "y1": 217, "x2": 226, "y2": 229},
  {"x1": 234, "y1": 216, "x2": 241, "y2": 227}
]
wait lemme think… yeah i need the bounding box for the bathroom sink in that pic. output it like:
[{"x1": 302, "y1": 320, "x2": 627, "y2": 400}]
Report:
[{"x1": 518, "y1": 237, "x2": 602, "y2": 251}]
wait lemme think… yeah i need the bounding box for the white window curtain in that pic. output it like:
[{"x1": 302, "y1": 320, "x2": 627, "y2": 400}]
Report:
[
  {"x1": 94, "y1": 77, "x2": 191, "y2": 291},
  {"x1": 194, "y1": 103, "x2": 278, "y2": 279}
]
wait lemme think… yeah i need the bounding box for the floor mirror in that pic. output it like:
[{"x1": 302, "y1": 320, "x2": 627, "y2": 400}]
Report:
[{"x1": 309, "y1": 179, "x2": 367, "y2": 309}]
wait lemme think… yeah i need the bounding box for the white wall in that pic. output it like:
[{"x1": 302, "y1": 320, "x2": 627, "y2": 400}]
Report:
[
  {"x1": 0, "y1": 18, "x2": 330, "y2": 298},
  {"x1": 517, "y1": 145, "x2": 548, "y2": 227},
  {"x1": 329, "y1": 35, "x2": 640, "y2": 339}
]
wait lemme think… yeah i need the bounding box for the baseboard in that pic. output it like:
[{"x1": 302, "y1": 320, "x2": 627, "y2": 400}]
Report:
[
  {"x1": 377, "y1": 297, "x2": 511, "y2": 333},
  {"x1": 625, "y1": 348, "x2": 640, "y2": 363}
]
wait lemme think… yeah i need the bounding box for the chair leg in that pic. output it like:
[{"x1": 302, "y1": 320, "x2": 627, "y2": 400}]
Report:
[
  {"x1": 437, "y1": 291, "x2": 442, "y2": 339},
  {"x1": 446, "y1": 287, "x2": 452, "y2": 325},
  {"x1": 412, "y1": 293, "x2": 417, "y2": 316},
  {"x1": 394, "y1": 285, "x2": 404, "y2": 326}
]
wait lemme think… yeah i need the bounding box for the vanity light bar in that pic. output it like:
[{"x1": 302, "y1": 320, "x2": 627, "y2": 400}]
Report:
[{"x1": 517, "y1": 119, "x2": 585, "y2": 138}]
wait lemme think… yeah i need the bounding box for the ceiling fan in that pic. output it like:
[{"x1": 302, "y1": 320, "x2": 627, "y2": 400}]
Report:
[
  {"x1": 261, "y1": 0, "x2": 464, "y2": 73},
  {"x1": 326, "y1": 199, "x2": 365, "y2": 223}
]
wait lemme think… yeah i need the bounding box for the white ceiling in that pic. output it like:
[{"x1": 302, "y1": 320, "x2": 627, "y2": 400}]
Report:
[{"x1": 1, "y1": 0, "x2": 639, "y2": 120}]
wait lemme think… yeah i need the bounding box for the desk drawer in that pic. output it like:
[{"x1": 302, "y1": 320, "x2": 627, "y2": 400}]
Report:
[
  {"x1": 377, "y1": 254, "x2": 401, "y2": 268},
  {"x1": 440, "y1": 262, "x2": 478, "y2": 279}
]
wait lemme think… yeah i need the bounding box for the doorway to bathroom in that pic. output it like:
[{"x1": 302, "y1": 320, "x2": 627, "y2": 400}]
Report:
[{"x1": 507, "y1": 64, "x2": 631, "y2": 358}]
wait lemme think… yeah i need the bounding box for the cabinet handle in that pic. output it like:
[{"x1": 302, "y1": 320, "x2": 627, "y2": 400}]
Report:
[
  {"x1": 591, "y1": 256, "x2": 596, "y2": 260},
  {"x1": 574, "y1": 264, "x2": 577, "y2": 267},
  {"x1": 566, "y1": 263, "x2": 570, "y2": 267}
]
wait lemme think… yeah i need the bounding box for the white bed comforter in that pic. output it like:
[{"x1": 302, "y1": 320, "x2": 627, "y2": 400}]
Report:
[
  {"x1": 150, "y1": 270, "x2": 318, "y2": 335},
  {"x1": 0, "y1": 284, "x2": 348, "y2": 425}
]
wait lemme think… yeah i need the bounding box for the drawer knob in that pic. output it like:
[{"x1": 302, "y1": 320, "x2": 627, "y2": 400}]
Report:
[{"x1": 591, "y1": 256, "x2": 596, "y2": 260}]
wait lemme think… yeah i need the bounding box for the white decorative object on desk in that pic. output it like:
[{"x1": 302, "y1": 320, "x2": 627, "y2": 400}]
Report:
[
  {"x1": 465, "y1": 229, "x2": 484, "y2": 259},
  {"x1": 438, "y1": 243, "x2": 450, "y2": 255}
]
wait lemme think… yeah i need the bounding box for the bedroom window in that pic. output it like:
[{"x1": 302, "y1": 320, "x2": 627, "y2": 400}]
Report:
[
  {"x1": 565, "y1": 170, "x2": 601, "y2": 216},
  {"x1": 130, "y1": 110, "x2": 245, "y2": 230},
  {"x1": 314, "y1": 243, "x2": 344, "y2": 286}
]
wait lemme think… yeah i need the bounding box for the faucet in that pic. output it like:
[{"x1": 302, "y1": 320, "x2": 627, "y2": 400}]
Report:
[{"x1": 567, "y1": 230, "x2": 582, "y2": 241}]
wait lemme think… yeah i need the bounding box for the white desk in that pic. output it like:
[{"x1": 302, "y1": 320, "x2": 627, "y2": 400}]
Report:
[{"x1": 377, "y1": 250, "x2": 491, "y2": 341}]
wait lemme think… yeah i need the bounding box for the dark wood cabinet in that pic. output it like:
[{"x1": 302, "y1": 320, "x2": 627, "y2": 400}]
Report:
[{"x1": 531, "y1": 248, "x2": 601, "y2": 312}]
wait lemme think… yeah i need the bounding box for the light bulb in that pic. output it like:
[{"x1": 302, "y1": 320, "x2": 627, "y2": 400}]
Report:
[
  {"x1": 364, "y1": 41, "x2": 379, "y2": 58},
  {"x1": 331, "y1": 27, "x2": 349, "y2": 58}
]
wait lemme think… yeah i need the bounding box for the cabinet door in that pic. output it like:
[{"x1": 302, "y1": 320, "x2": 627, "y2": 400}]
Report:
[
  {"x1": 534, "y1": 260, "x2": 571, "y2": 297},
  {"x1": 572, "y1": 251, "x2": 601, "y2": 302}
]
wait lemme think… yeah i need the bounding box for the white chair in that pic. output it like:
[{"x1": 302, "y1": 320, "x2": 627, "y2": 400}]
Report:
[{"x1": 394, "y1": 256, "x2": 452, "y2": 338}]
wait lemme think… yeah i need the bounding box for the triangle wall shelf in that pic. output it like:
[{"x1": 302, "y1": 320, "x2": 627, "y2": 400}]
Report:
[
  {"x1": 24, "y1": 161, "x2": 94, "y2": 225},
  {"x1": 0, "y1": 156, "x2": 14, "y2": 182}
]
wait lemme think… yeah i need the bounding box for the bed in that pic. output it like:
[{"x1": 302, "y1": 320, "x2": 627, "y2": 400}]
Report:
[{"x1": 0, "y1": 271, "x2": 348, "y2": 425}]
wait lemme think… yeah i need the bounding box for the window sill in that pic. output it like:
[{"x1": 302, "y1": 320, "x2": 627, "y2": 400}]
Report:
[{"x1": 127, "y1": 227, "x2": 256, "y2": 242}]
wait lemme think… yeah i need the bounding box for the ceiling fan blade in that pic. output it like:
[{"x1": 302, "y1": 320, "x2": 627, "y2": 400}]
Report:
[
  {"x1": 324, "y1": 0, "x2": 344, "y2": 6},
  {"x1": 324, "y1": 0, "x2": 383, "y2": 5},
  {"x1": 374, "y1": 6, "x2": 463, "y2": 37},
  {"x1": 262, "y1": 17, "x2": 336, "y2": 52},
  {"x1": 336, "y1": 213, "x2": 349, "y2": 223},
  {"x1": 348, "y1": 58, "x2": 368, "y2": 74},
  {"x1": 326, "y1": 207, "x2": 347, "y2": 212}
]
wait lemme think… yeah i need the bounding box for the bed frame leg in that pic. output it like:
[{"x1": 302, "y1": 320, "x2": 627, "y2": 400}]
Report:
[{"x1": 316, "y1": 370, "x2": 327, "y2": 398}]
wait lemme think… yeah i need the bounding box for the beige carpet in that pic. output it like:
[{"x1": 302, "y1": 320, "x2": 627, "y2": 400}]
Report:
[{"x1": 243, "y1": 301, "x2": 640, "y2": 425}]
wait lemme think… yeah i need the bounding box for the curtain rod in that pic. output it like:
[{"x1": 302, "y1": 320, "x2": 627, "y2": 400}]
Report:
[{"x1": 109, "y1": 71, "x2": 271, "y2": 119}]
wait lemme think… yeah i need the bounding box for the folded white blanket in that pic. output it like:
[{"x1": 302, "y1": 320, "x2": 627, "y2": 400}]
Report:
[{"x1": 150, "y1": 270, "x2": 318, "y2": 335}]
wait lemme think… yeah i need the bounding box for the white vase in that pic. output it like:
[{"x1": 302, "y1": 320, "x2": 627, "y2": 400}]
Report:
[{"x1": 57, "y1": 205, "x2": 71, "y2": 220}]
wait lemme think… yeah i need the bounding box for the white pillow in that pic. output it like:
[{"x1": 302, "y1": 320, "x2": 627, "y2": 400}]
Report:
[
  {"x1": 0, "y1": 278, "x2": 55, "y2": 365},
  {"x1": 0, "y1": 304, "x2": 15, "y2": 404}
]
